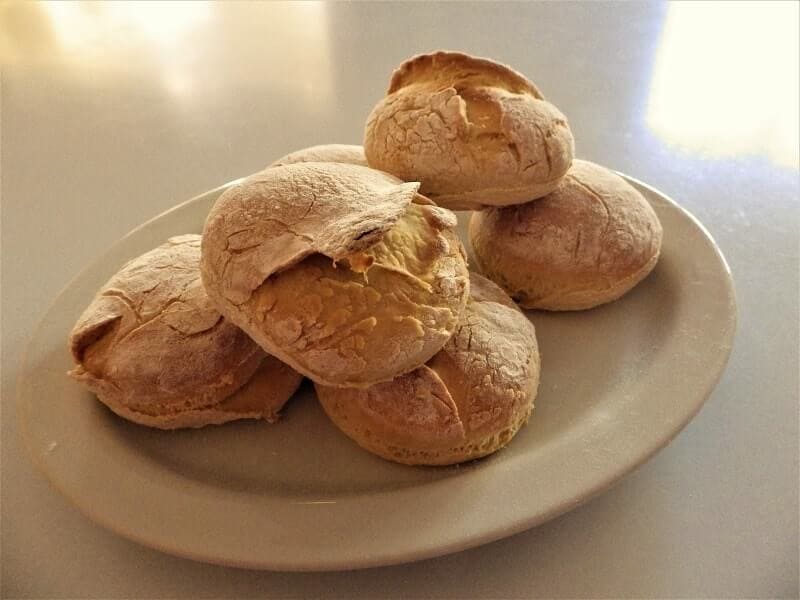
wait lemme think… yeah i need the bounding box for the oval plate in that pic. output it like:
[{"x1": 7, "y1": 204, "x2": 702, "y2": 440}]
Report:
[{"x1": 18, "y1": 174, "x2": 736, "y2": 571}]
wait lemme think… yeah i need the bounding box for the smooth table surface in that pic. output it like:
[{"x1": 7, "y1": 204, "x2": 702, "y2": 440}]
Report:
[{"x1": 2, "y1": 2, "x2": 798, "y2": 598}]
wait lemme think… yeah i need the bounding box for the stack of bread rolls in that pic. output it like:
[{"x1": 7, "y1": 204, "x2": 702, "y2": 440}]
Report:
[{"x1": 68, "y1": 51, "x2": 661, "y2": 466}]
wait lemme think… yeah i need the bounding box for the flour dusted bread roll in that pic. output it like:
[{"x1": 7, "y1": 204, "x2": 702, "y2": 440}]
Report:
[
  {"x1": 470, "y1": 160, "x2": 663, "y2": 310},
  {"x1": 364, "y1": 51, "x2": 574, "y2": 210},
  {"x1": 269, "y1": 144, "x2": 367, "y2": 168},
  {"x1": 200, "y1": 162, "x2": 469, "y2": 388},
  {"x1": 68, "y1": 235, "x2": 302, "y2": 429},
  {"x1": 315, "y1": 274, "x2": 540, "y2": 465}
]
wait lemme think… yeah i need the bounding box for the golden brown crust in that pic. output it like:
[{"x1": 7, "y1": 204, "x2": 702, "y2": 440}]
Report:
[
  {"x1": 387, "y1": 51, "x2": 543, "y2": 97},
  {"x1": 469, "y1": 160, "x2": 663, "y2": 310},
  {"x1": 201, "y1": 163, "x2": 470, "y2": 388},
  {"x1": 87, "y1": 355, "x2": 303, "y2": 429},
  {"x1": 364, "y1": 51, "x2": 574, "y2": 209},
  {"x1": 268, "y1": 144, "x2": 368, "y2": 169},
  {"x1": 200, "y1": 163, "x2": 419, "y2": 307},
  {"x1": 315, "y1": 274, "x2": 540, "y2": 465},
  {"x1": 68, "y1": 235, "x2": 302, "y2": 429}
]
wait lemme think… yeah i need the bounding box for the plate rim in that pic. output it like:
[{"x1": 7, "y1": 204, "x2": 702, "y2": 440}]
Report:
[{"x1": 17, "y1": 171, "x2": 737, "y2": 571}]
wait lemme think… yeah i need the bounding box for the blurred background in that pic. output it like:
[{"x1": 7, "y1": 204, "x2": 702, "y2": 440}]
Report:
[
  {"x1": 2, "y1": 2, "x2": 798, "y2": 598},
  {"x1": 2, "y1": 0, "x2": 797, "y2": 293},
  {"x1": 2, "y1": 1, "x2": 797, "y2": 277}
]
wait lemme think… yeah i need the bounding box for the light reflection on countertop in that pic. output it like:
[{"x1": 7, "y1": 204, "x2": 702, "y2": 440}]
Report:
[
  {"x1": 6, "y1": 2, "x2": 334, "y2": 111},
  {"x1": 647, "y1": 1, "x2": 799, "y2": 169},
  {"x1": 41, "y1": 1, "x2": 213, "y2": 54}
]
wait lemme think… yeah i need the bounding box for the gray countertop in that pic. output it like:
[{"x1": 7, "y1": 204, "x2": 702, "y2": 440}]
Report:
[{"x1": 2, "y1": 2, "x2": 798, "y2": 598}]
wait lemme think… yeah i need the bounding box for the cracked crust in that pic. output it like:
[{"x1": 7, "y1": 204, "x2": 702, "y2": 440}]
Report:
[
  {"x1": 200, "y1": 163, "x2": 470, "y2": 388},
  {"x1": 68, "y1": 235, "x2": 303, "y2": 429},
  {"x1": 364, "y1": 51, "x2": 575, "y2": 209},
  {"x1": 469, "y1": 160, "x2": 663, "y2": 310},
  {"x1": 269, "y1": 144, "x2": 368, "y2": 168},
  {"x1": 315, "y1": 274, "x2": 540, "y2": 465}
]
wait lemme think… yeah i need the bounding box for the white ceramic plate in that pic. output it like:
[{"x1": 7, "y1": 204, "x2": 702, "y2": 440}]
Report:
[{"x1": 18, "y1": 174, "x2": 736, "y2": 571}]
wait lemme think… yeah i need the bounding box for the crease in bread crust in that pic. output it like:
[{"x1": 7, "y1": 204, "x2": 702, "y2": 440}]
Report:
[
  {"x1": 68, "y1": 234, "x2": 303, "y2": 429},
  {"x1": 201, "y1": 162, "x2": 470, "y2": 389},
  {"x1": 469, "y1": 159, "x2": 663, "y2": 311},
  {"x1": 315, "y1": 274, "x2": 540, "y2": 465},
  {"x1": 364, "y1": 51, "x2": 575, "y2": 209}
]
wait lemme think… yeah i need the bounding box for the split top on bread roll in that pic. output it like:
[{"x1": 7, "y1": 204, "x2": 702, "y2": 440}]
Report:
[
  {"x1": 68, "y1": 235, "x2": 302, "y2": 429},
  {"x1": 470, "y1": 160, "x2": 663, "y2": 310},
  {"x1": 200, "y1": 162, "x2": 470, "y2": 389},
  {"x1": 315, "y1": 273, "x2": 540, "y2": 466},
  {"x1": 364, "y1": 51, "x2": 575, "y2": 210},
  {"x1": 269, "y1": 144, "x2": 368, "y2": 168}
]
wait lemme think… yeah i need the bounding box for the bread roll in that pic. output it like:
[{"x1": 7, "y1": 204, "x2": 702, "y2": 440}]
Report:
[
  {"x1": 315, "y1": 274, "x2": 540, "y2": 465},
  {"x1": 200, "y1": 162, "x2": 469, "y2": 388},
  {"x1": 364, "y1": 51, "x2": 574, "y2": 210},
  {"x1": 269, "y1": 144, "x2": 368, "y2": 168},
  {"x1": 470, "y1": 160, "x2": 663, "y2": 310},
  {"x1": 68, "y1": 235, "x2": 302, "y2": 429}
]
